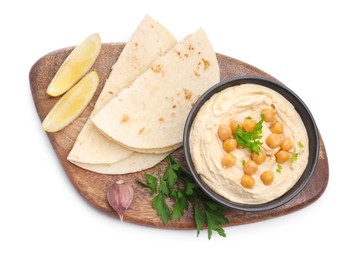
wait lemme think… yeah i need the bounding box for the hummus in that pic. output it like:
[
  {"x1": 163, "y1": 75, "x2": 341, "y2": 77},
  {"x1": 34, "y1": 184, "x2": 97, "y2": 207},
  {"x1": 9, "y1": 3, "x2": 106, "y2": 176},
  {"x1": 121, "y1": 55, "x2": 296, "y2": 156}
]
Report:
[{"x1": 189, "y1": 84, "x2": 309, "y2": 204}]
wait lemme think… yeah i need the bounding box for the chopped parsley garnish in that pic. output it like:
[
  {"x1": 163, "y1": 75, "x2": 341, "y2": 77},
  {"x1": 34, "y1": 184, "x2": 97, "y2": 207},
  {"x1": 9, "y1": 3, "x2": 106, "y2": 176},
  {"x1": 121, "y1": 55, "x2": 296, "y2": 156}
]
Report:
[
  {"x1": 291, "y1": 153, "x2": 299, "y2": 162},
  {"x1": 276, "y1": 164, "x2": 283, "y2": 173},
  {"x1": 234, "y1": 114, "x2": 264, "y2": 154},
  {"x1": 298, "y1": 141, "x2": 304, "y2": 148}
]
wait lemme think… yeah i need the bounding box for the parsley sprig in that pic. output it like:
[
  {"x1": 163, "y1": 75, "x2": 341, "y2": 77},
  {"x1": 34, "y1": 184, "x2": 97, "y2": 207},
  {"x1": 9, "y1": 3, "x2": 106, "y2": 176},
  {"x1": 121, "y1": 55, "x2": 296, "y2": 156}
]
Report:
[
  {"x1": 139, "y1": 156, "x2": 229, "y2": 239},
  {"x1": 234, "y1": 114, "x2": 264, "y2": 154}
]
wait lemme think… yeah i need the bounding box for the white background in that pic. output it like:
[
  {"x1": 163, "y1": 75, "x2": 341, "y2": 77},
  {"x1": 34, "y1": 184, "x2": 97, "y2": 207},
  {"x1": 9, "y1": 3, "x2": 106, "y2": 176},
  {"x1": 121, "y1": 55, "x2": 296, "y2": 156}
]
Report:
[{"x1": 1, "y1": 0, "x2": 359, "y2": 259}]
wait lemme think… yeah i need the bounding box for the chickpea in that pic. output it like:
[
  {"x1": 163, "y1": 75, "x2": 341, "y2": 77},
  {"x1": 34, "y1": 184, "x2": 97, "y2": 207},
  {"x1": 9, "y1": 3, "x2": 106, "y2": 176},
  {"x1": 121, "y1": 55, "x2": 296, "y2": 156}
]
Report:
[
  {"x1": 261, "y1": 108, "x2": 276, "y2": 122},
  {"x1": 229, "y1": 120, "x2": 242, "y2": 134},
  {"x1": 244, "y1": 160, "x2": 258, "y2": 175},
  {"x1": 270, "y1": 121, "x2": 284, "y2": 134},
  {"x1": 242, "y1": 118, "x2": 257, "y2": 132},
  {"x1": 221, "y1": 153, "x2": 236, "y2": 168},
  {"x1": 218, "y1": 124, "x2": 232, "y2": 141},
  {"x1": 266, "y1": 133, "x2": 282, "y2": 148},
  {"x1": 280, "y1": 138, "x2": 293, "y2": 151},
  {"x1": 223, "y1": 138, "x2": 237, "y2": 152},
  {"x1": 251, "y1": 149, "x2": 266, "y2": 165},
  {"x1": 241, "y1": 174, "x2": 255, "y2": 189},
  {"x1": 261, "y1": 171, "x2": 274, "y2": 185},
  {"x1": 275, "y1": 150, "x2": 290, "y2": 163}
]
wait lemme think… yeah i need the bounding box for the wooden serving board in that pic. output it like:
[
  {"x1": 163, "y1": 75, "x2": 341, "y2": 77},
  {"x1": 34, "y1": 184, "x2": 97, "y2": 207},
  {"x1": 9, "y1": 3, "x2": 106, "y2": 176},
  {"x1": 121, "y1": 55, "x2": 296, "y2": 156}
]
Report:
[{"x1": 30, "y1": 43, "x2": 329, "y2": 229}]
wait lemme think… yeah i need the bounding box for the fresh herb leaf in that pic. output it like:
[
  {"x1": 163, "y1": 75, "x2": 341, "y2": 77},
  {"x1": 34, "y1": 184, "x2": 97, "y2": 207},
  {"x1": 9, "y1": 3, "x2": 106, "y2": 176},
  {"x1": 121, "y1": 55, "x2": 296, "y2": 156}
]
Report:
[
  {"x1": 142, "y1": 174, "x2": 158, "y2": 195},
  {"x1": 164, "y1": 167, "x2": 177, "y2": 187},
  {"x1": 193, "y1": 199, "x2": 228, "y2": 239},
  {"x1": 204, "y1": 200, "x2": 222, "y2": 211},
  {"x1": 151, "y1": 192, "x2": 170, "y2": 224},
  {"x1": 185, "y1": 182, "x2": 197, "y2": 196},
  {"x1": 159, "y1": 178, "x2": 169, "y2": 195},
  {"x1": 204, "y1": 207, "x2": 228, "y2": 239},
  {"x1": 291, "y1": 153, "x2": 298, "y2": 162},
  {"x1": 163, "y1": 157, "x2": 179, "y2": 187},
  {"x1": 276, "y1": 164, "x2": 283, "y2": 173},
  {"x1": 242, "y1": 159, "x2": 246, "y2": 166},
  {"x1": 253, "y1": 114, "x2": 264, "y2": 139},
  {"x1": 140, "y1": 155, "x2": 229, "y2": 239},
  {"x1": 234, "y1": 114, "x2": 264, "y2": 154},
  {"x1": 172, "y1": 190, "x2": 189, "y2": 220},
  {"x1": 298, "y1": 141, "x2": 304, "y2": 148},
  {"x1": 194, "y1": 205, "x2": 206, "y2": 236}
]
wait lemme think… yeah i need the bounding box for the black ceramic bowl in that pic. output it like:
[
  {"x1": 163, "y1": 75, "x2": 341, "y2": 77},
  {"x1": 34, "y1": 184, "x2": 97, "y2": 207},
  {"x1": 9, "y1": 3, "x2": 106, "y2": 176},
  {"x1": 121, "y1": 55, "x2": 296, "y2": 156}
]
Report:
[{"x1": 183, "y1": 76, "x2": 319, "y2": 212}]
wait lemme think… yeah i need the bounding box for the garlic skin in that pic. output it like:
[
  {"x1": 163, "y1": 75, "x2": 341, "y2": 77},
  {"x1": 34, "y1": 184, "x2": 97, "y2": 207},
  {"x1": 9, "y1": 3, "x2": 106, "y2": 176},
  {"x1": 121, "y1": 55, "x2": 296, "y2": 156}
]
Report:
[{"x1": 107, "y1": 180, "x2": 134, "y2": 221}]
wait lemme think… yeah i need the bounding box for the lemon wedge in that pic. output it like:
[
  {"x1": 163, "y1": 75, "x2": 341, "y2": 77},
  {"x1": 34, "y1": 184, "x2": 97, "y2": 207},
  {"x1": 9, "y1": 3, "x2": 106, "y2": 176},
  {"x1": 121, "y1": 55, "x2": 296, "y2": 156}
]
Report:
[
  {"x1": 42, "y1": 71, "x2": 99, "y2": 132},
  {"x1": 46, "y1": 33, "x2": 101, "y2": 97}
]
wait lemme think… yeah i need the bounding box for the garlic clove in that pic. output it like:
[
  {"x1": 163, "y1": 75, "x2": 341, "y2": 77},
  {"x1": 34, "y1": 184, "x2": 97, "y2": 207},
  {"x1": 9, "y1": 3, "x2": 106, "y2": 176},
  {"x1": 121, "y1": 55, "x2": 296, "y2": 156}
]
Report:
[{"x1": 107, "y1": 180, "x2": 134, "y2": 221}]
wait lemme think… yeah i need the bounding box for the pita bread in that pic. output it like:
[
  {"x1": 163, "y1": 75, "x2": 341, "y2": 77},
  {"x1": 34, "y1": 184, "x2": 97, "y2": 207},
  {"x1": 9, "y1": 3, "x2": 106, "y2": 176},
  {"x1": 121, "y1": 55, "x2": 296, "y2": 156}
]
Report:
[
  {"x1": 71, "y1": 151, "x2": 171, "y2": 175},
  {"x1": 67, "y1": 15, "x2": 177, "y2": 170},
  {"x1": 92, "y1": 28, "x2": 220, "y2": 152}
]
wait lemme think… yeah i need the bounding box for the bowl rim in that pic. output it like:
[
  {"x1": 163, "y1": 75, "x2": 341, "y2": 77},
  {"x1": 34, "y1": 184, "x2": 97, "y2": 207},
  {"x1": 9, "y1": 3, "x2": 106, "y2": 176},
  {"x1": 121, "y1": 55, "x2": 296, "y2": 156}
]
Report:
[{"x1": 183, "y1": 76, "x2": 319, "y2": 212}]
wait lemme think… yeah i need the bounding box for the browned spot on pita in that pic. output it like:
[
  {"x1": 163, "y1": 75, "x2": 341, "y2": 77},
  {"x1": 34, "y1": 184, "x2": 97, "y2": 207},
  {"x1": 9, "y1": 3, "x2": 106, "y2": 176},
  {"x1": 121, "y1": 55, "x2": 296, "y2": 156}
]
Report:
[
  {"x1": 121, "y1": 114, "x2": 129, "y2": 123},
  {"x1": 183, "y1": 88, "x2": 192, "y2": 100},
  {"x1": 138, "y1": 127, "x2": 145, "y2": 134},
  {"x1": 108, "y1": 91, "x2": 114, "y2": 95},
  {"x1": 194, "y1": 71, "x2": 200, "y2": 77},
  {"x1": 202, "y1": 58, "x2": 210, "y2": 70},
  {"x1": 159, "y1": 117, "x2": 164, "y2": 122},
  {"x1": 151, "y1": 64, "x2": 162, "y2": 73},
  {"x1": 172, "y1": 104, "x2": 176, "y2": 109}
]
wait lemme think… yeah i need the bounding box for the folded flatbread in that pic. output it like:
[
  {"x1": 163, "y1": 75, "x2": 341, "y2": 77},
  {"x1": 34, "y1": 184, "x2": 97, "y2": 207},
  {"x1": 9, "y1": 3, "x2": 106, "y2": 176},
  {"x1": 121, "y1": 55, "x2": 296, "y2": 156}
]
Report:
[
  {"x1": 71, "y1": 152, "x2": 170, "y2": 175},
  {"x1": 67, "y1": 15, "x2": 177, "y2": 174},
  {"x1": 92, "y1": 28, "x2": 220, "y2": 152}
]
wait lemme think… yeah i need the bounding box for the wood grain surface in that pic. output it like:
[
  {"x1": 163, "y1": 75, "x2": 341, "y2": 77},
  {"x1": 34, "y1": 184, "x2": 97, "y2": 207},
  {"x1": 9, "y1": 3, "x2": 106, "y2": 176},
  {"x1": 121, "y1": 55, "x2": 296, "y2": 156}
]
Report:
[{"x1": 29, "y1": 43, "x2": 329, "y2": 229}]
